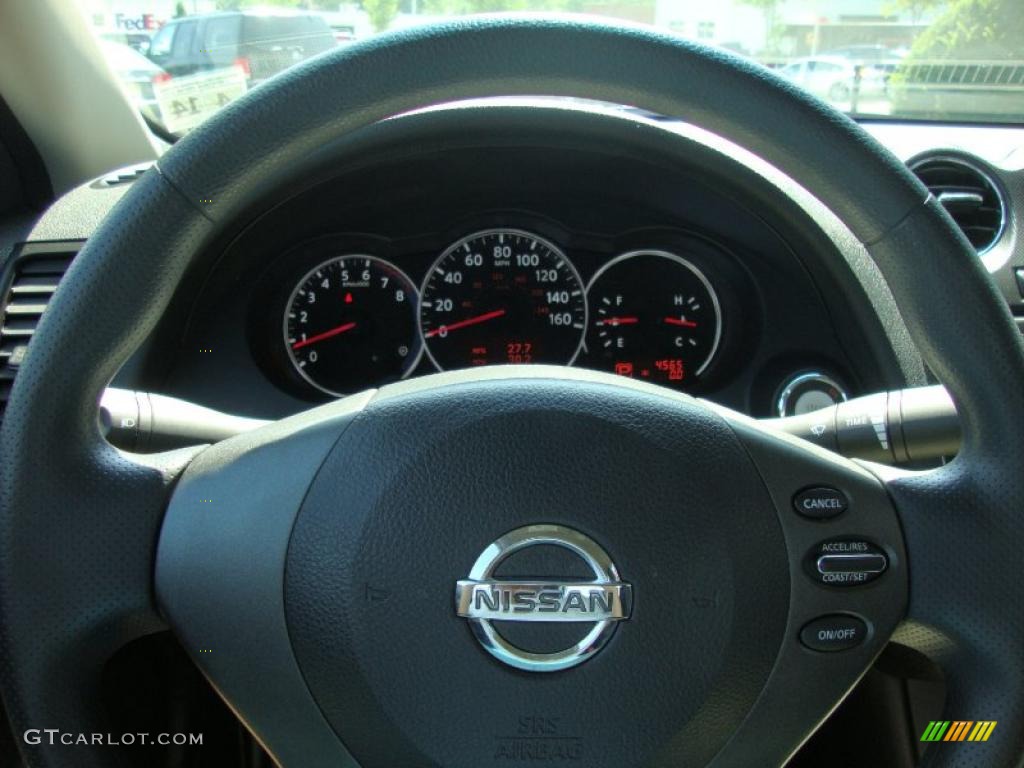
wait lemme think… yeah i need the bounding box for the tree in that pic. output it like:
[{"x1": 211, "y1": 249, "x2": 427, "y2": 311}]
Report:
[
  {"x1": 890, "y1": 0, "x2": 1023, "y2": 118},
  {"x1": 420, "y1": 0, "x2": 590, "y2": 16},
  {"x1": 363, "y1": 0, "x2": 400, "y2": 30},
  {"x1": 886, "y1": 0, "x2": 947, "y2": 17},
  {"x1": 905, "y1": 0, "x2": 1022, "y2": 59}
]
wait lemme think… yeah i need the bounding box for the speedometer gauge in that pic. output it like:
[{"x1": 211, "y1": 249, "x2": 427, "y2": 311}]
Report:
[
  {"x1": 585, "y1": 250, "x2": 722, "y2": 389},
  {"x1": 419, "y1": 229, "x2": 586, "y2": 370},
  {"x1": 284, "y1": 255, "x2": 421, "y2": 396}
]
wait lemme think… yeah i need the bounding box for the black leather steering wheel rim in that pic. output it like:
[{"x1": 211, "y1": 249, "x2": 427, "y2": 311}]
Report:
[{"x1": 2, "y1": 16, "x2": 1023, "y2": 768}]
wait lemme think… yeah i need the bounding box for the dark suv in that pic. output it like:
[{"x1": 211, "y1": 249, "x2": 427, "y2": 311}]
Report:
[{"x1": 146, "y1": 10, "x2": 336, "y2": 85}]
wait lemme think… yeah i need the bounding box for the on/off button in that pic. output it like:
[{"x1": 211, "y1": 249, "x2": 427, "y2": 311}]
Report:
[{"x1": 800, "y1": 615, "x2": 868, "y2": 652}]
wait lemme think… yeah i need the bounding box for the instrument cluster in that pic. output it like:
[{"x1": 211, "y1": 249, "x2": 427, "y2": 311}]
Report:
[{"x1": 267, "y1": 225, "x2": 739, "y2": 399}]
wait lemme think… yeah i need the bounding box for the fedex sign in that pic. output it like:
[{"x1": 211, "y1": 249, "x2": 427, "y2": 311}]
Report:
[{"x1": 114, "y1": 13, "x2": 160, "y2": 31}]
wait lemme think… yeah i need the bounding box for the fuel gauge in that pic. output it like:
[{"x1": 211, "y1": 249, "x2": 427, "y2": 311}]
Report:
[{"x1": 585, "y1": 250, "x2": 722, "y2": 389}]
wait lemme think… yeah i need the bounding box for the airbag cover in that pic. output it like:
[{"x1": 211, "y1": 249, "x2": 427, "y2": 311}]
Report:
[{"x1": 285, "y1": 375, "x2": 788, "y2": 768}]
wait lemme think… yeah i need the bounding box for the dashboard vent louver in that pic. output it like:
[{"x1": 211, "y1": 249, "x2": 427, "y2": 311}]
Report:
[
  {"x1": 909, "y1": 155, "x2": 1006, "y2": 254},
  {"x1": 91, "y1": 163, "x2": 153, "y2": 189},
  {"x1": 0, "y1": 248, "x2": 76, "y2": 420}
]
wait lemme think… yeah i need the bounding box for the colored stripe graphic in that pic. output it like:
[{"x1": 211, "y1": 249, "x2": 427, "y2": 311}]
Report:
[
  {"x1": 944, "y1": 721, "x2": 972, "y2": 741},
  {"x1": 921, "y1": 720, "x2": 996, "y2": 742},
  {"x1": 968, "y1": 722, "x2": 997, "y2": 742},
  {"x1": 921, "y1": 721, "x2": 950, "y2": 742}
]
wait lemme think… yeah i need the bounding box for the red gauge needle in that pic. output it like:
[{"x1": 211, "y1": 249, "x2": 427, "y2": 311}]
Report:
[
  {"x1": 425, "y1": 309, "x2": 506, "y2": 338},
  {"x1": 663, "y1": 317, "x2": 698, "y2": 328},
  {"x1": 597, "y1": 316, "x2": 640, "y2": 326},
  {"x1": 291, "y1": 321, "x2": 357, "y2": 350}
]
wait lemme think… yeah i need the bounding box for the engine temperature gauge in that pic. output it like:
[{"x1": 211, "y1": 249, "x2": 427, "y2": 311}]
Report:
[{"x1": 585, "y1": 250, "x2": 722, "y2": 388}]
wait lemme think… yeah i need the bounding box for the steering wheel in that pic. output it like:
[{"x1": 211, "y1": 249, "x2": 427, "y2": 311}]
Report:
[{"x1": 2, "y1": 17, "x2": 1022, "y2": 768}]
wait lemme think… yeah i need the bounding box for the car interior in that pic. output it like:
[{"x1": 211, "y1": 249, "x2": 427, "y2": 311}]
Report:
[{"x1": 0, "y1": 1, "x2": 1021, "y2": 767}]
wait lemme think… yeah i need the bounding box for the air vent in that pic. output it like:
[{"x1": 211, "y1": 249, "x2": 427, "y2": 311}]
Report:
[
  {"x1": 90, "y1": 163, "x2": 153, "y2": 189},
  {"x1": 909, "y1": 155, "x2": 1006, "y2": 254},
  {"x1": 0, "y1": 244, "x2": 78, "y2": 420}
]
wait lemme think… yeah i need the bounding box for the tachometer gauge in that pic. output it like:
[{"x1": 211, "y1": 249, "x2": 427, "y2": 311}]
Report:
[
  {"x1": 284, "y1": 255, "x2": 421, "y2": 396},
  {"x1": 419, "y1": 229, "x2": 586, "y2": 370},
  {"x1": 585, "y1": 250, "x2": 721, "y2": 389}
]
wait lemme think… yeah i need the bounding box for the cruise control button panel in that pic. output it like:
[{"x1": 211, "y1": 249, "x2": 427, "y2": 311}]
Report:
[
  {"x1": 793, "y1": 486, "x2": 848, "y2": 520},
  {"x1": 806, "y1": 539, "x2": 888, "y2": 586},
  {"x1": 799, "y1": 614, "x2": 868, "y2": 652}
]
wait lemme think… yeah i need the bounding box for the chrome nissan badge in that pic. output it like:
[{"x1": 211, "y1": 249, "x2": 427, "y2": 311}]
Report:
[{"x1": 455, "y1": 524, "x2": 632, "y2": 672}]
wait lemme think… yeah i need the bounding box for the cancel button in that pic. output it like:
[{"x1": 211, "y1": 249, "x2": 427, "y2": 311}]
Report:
[
  {"x1": 793, "y1": 486, "x2": 848, "y2": 520},
  {"x1": 800, "y1": 615, "x2": 868, "y2": 652}
]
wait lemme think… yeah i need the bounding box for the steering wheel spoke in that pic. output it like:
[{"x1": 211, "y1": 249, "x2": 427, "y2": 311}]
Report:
[
  {"x1": 155, "y1": 394, "x2": 373, "y2": 768},
  {"x1": 0, "y1": 438, "x2": 196, "y2": 767},
  {"x1": 698, "y1": 412, "x2": 909, "y2": 764}
]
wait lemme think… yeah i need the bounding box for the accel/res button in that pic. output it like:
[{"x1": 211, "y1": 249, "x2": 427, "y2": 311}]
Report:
[{"x1": 808, "y1": 539, "x2": 888, "y2": 586}]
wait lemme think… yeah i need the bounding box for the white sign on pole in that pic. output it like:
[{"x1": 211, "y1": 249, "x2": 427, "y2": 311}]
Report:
[{"x1": 153, "y1": 66, "x2": 248, "y2": 134}]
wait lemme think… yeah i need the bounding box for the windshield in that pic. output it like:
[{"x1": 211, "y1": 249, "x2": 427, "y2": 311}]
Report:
[{"x1": 81, "y1": 0, "x2": 1022, "y2": 137}]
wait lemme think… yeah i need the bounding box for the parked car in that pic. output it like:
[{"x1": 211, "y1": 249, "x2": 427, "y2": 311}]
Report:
[
  {"x1": 823, "y1": 44, "x2": 907, "y2": 74},
  {"x1": 98, "y1": 29, "x2": 153, "y2": 55},
  {"x1": 98, "y1": 39, "x2": 163, "y2": 125},
  {"x1": 317, "y1": 10, "x2": 372, "y2": 44},
  {"x1": 145, "y1": 10, "x2": 336, "y2": 86},
  {"x1": 778, "y1": 55, "x2": 887, "y2": 102}
]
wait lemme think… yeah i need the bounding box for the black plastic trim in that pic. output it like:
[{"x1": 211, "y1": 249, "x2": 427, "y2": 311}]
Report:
[{"x1": 0, "y1": 95, "x2": 53, "y2": 213}]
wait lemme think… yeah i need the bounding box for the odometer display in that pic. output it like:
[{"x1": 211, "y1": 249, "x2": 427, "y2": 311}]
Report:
[
  {"x1": 585, "y1": 250, "x2": 722, "y2": 389},
  {"x1": 284, "y1": 255, "x2": 420, "y2": 395},
  {"x1": 419, "y1": 229, "x2": 586, "y2": 370}
]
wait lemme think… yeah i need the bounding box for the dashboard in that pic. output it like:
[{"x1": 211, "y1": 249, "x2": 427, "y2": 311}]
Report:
[
  {"x1": 6, "y1": 103, "x2": 1022, "y2": 428},
  {"x1": 149, "y1": 108, "x2": 894, "y2": 422}
]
